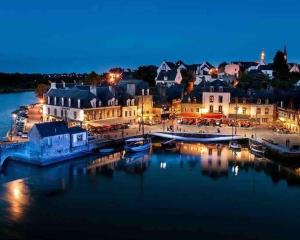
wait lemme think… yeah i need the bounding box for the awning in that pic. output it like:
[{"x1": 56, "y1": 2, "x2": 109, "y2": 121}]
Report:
[
  {"x1": 179, "y1": 113, "x2": 201, "y2": 118},
  {"x1": 201, "y1": 113, "x2": 224, "y2": 119},
  {"x1": 87, "y1": 118, "x2": 130, "y2": 127}
]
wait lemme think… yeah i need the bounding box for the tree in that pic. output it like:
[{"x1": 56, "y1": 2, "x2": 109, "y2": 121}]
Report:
[
  {"x1": 84, "y1": 71, "x2": 101, "y2": 85},
  {"x1": 273, "y1": 51, "x2": 290, "y2": 81},
  {"x1": 180, "y1": 69, "x2": 195, "y2": 93},
  {"x1": 133, "y1": 65, "x2": 157, "y2": 86},
  {"x1": 35, "y1": 83, "x2": 49, "y2": 99},
  {"x1": 218, "y1": 62, "x2": 227, "y2": 73}
]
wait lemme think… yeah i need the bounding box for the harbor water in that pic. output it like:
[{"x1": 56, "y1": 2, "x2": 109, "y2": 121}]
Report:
[
  {"x1": 0, "y1": 92, "x2": 36, "y2": 137},
  {"x1": 1, "y1": 144, "x2": 300, "y2": 240}
]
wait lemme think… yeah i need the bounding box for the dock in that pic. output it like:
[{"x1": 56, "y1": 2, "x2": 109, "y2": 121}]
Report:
[{"x1": 149, "y1": 132, "x2": 248, "y2": 143}]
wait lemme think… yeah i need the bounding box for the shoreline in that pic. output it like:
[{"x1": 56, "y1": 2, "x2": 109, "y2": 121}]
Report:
[{"x1": 0, "y1": 89, "x2": 34, "y2": 94}]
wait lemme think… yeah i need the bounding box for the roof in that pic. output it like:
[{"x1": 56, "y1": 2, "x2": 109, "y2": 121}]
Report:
[
  {"x1": 69, "y1": 126, "x2": 86, "y2": 134},
  {"x1": 156, "y1": 69, "x2": 178, "y2": 81},
  {"x1": 34, "y1": 121, "x2": 69, "y2": 138}
]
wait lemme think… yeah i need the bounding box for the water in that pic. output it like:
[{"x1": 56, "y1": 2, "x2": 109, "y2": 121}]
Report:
[
  {"x1": 0, "y1": 92, "x2": 36, "y2": 137},
  {"x1": 1, "y1": 144, "x2": 300, "y2": 240}
]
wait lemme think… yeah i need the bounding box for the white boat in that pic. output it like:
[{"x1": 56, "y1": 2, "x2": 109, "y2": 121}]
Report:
[
  {"x1": 249, "y1": 139, "x2": 265, "y2": 156},
  {"x1": 229, "y1": 141, "x2": 242, "y2": 151},
  {"x1": 125, "y1": 137, "x2": 151, "y2": 152}
]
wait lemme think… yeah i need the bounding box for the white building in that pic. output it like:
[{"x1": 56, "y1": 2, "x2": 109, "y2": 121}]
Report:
[{"x1": 202, "y1": 85, "x2": 231, "y2": 117}]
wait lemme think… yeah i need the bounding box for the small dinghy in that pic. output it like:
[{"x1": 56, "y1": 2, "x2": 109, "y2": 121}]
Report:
[
  {"x1": 125, "y1": 137, "x2": 151, "y2": 153},
  {"x1": 249, "y1": 139, "x2": 265, "y2": 157},
  {"x1": 229, "y1": 141, "x2": 242, "y2": 151}
]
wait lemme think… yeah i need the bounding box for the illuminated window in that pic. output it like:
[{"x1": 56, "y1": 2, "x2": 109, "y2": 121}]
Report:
[
  {"x1": 243, "y1": 107, "x2": 246, "y2": 114},
  {"x1": 54, "y1": 108, "x2": 57, "y2": 116},
  {"x1": 209, "y1": 105, "x2": 213, "y2": 113},
  {"x1": 265, "y1": 108, "x2": 269, "y2": 115},
  {"x1": 74, "y1": 111, "x2": 77, "y2": 120},
  {"x1": 209, "y1": 96, "x2": 214, "y2": 103},
  {"x1": 218, "y1": 106, "x2": 222, "y2": 113},
  {"x1": 256, "y1": 108, "x2": 261, "y2": 114}
]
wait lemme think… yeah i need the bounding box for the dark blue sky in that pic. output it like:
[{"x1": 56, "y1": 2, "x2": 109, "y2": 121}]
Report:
[{"x1": 1, "y1": 0, "x2": 299, "y2": 73}]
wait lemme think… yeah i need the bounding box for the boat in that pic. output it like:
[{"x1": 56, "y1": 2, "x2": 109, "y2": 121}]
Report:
[
  {"x1": 229, "y1": 141, "x2": 242, "y2": 151},
  {"x1": 249, "y1": 139, "x2": 265, "y2": 157},
  {"x1": 125, "y1": 137, "x2": 151, "y2": 152}
]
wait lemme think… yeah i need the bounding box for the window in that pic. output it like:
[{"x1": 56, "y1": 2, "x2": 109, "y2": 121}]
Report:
[
  {"x1": 209, "y1": 96, "x2": 214, "y2": 103},
  {"x1": 74, "y1": 111, "x2": 77, "y2": 120},
  {"x1": 129, "y1": 111, "x2": 132, "y2": 117},
  {"x1": 61, "y1": 109, "x2": 63, "y2": 117},
  {"x1": 243, "y1": 107, "x2": 246, "y2": 115},
  {"x1": 219, "y1": 86, "x2": 223, "y2": 92},
  {"x1": 48, "y1": 107, "x2": 50, "y2": 115},
  {"x1": 209, "y1": 105, "x2": 214, "y2": 113},
  {"x1": 77, "y1": 134, "x2": 83, "y2": 141},
  {"x1": 256, "y1": 108, "x2": 261, "y2": 115},
  {"x1": 196, "y1": 108, "x2": 200, "y2": 113},
  {"x1": 54, "y1": 109, "x2": 57, "y2": 116},
  {"x1": 107, "y1": 110, "x2": 110, "y2": 118},
  {"x1": 208, "y1": 148, "x2": 213, "y2": 156},
  {"x1": 218, "y1": 106, "x2": 223, "y2": 113},
  {"x1": 218, "y1": 96, "x2": 223, "y2": 103},
  {"x1": 125, "y1": 111, "x2": 127, "y2": 117},
  {"x1": 265, "y1": 108, "x2": 269, "y2": 115},
  {"x1": 262, "y1": 118, "x2": 268, "y2": 123}
]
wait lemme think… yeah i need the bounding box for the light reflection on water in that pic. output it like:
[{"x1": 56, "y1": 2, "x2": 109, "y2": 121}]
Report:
[{"x1": 1, "y1": 143, "x2": 300, "y2": 239}]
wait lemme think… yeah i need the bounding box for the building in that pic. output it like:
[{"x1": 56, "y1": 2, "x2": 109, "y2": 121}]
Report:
[
  {"x1": 28, "y1": 121, "x2": 88, "y2": 164},
  {"x1": 155, "y1": 60, "x2": 215, "y2": 86},
  {"x1": 43, "y1": 81, "x2": 152, "y2": 127},
  {"x1": 229, "y1": 97, "x2": 275, "y2": 126},
  {"x1": 202, "y1": 84, "x2": 231, "y2": 118},
  {"x1": 277, "y1": 107, "x2": 300, "y2": 133}
]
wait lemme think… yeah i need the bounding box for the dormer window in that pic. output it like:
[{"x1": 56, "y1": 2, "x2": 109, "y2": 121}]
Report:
[
  {"x1": 61, "y1": 97, "x2": 64, "y2": 106},
  {"x1": 265, "y1": 98, "x2": 269, "y2": 104},
  {"x1": 127, "y1": 99, "x2": 130, "y2": 106},
  {"x1": 54, "y1": 97, "x2": 57, "y2": 105},
  {"x1": 188, "y1": 97, "x2": 191, "y2": 103},
  {"x1": 257, "y1": 98, "x2": 261, "y2": 104},
  {"x1": 98, "y1": 100, "x2": 102, "y2": 107},
  {"x1": 210, "y1": 86, "x2": 214, "y2": 92},
  {"x1": 47, "y1": 96, "x2": 50, "y2": 104},
  {"x1": 219, "y1": 86, "x2": 223, "y2": 92},
  {"x1": 131, "y1": 99, "x2": 135, "y2": 106},
  {"x1": 164, "y1": 76, "x2": 168, "y2": 81},
  {"x1": 115, "y1": 99, "x2": 118, "y2": 106},
  {"x1": 68, "y1": 98, "x2": 71, "y2": 107}
]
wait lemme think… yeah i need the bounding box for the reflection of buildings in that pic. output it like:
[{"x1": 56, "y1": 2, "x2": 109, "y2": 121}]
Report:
[{"x1": 2, "y1": 179, "x2": 30, "y2": 222}]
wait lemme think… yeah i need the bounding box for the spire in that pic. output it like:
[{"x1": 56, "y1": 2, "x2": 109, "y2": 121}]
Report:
[{"x1": 260, "y1": 49, "x2": 265, "y2": 64}]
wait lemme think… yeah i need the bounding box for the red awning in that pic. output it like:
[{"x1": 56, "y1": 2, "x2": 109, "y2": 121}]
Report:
[
  {"x1": 179, "y1": 113, "x2": 201, "y2": 118},
  {"x1": 201, "y1": 113, "x2": 224, "y2": 119}
]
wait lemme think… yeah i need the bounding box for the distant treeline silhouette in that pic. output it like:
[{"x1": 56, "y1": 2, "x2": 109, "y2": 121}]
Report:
[{"x1": 0, "y1": 73, "x2": 87, "y2": 92}]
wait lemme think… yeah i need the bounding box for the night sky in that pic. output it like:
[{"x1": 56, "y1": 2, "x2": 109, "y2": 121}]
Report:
[{"x1": 1, "y1": 0, "x2": 299, "y2": 73}]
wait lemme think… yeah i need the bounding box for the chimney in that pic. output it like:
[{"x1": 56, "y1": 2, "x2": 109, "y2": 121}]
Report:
[
  {"x1": 78, "y1": 99, "x2": 81, "y2": 108},
  {"x1": 90, "y1": 85, "x2": 97, "y2": 95},
  {"x1": 50, "y1": 82, "x2": 57, "y2": 89}
]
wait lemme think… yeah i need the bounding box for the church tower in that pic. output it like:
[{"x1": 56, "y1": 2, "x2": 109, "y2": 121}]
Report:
[{"x1": 260, "y1": 49, "x2": 265, "y2": 64}]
